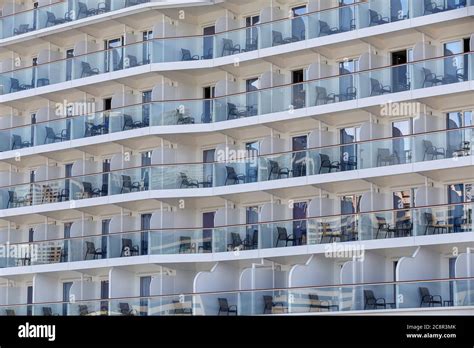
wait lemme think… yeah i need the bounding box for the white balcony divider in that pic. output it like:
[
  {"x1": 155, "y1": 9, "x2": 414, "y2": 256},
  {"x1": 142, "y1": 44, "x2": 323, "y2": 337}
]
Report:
[
  {"x1": 396, "y1": 246, "x2": 444, "y2": 308},
  {"x1": 193, "y1": 262, "x2": 239, "y2": 315},
  {"x1": 239, "y1": 264, "x2": 276, "y2": 315}
]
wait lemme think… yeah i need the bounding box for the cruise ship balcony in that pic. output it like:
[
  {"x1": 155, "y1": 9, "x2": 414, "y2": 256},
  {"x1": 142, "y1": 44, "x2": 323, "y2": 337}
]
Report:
[
  {"x1": 1, "y1": 0, "x2": 151, "y2": 40},
  {"x1": 0, "y1": 125, "x2": 472, "y2": 210},
  {"x1": 0, "y1": 2, "x2": 472, "y2": 98},
  {"x1": 0, "y1": 49, "x2": 472, "y2": 152},
  {"x1": 0, "y1": 196, "x2": 472, "y2": 268}
]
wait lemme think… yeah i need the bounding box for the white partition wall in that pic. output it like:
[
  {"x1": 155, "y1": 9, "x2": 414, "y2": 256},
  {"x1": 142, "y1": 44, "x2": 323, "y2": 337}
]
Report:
[
  {"x1": 109, "y1": 215, "x2": 139, "y2": 258},
  {"x1": 193, "y1": 262, "x2": 239, "y2": 315},
  {"x1": 149, "y1": 268, "x2": 195, "y2": 315},
  {"x1": 70, "y1": 220, "x2": 101, "y2": 262},
  {"x1": 260, "y1": 202, "x2": 291, "y2": 248},
  {"x1": 454, "y1": 251, "x2": 474, "y2": 306},
  {"x1": 33, "y1": 274, "x2": 61, "y2": 314},
  {"x1": 109, "y1": 267, "x2": 137, "y2": 299},
  {"x1": 397, "y1": 247, "x2": 444, "y2": 309},
  {"x1": 359, "y1": 191, "x2": 391, "y2": 240},
  {"x1": 240, "y1": 264, "x2": 277, "y2": 315},
  {"x1": 288, "y1": 255, "x2": 338, "y2": 313}
]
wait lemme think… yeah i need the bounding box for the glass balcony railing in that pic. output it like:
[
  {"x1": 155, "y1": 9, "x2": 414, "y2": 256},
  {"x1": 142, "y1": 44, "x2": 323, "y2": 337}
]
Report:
[
  {"x1": 0, "y1": 51, "x2": 472, "y2": 152},
  {"x1": 1, "y1": 0, "x2": 151, "y2": 39},
  {"x1": 0, "y1": 0, "x2": 471, "y2": 95},
  {"x1": 0, "y1": 202, "x2": 471, "y2": 268},
  {"x1": 0, "y1": 126, "x2": 472, "y2": 209},
  {"x1": 1, "y1": 277, "x2": 473, "y2": 315},
  {"x1": 2, "y1": 0, "x2": 470, "y2": 42}
]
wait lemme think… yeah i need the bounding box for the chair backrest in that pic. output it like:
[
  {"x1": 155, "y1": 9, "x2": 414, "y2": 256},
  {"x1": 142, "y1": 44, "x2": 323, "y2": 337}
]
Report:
[
  {"x1": 231, "y1": 232, "x2": 241, "y2": 246},
  {"x1": 122, "y1": 175, "x2": 132, "y2": 188},
  {"x1": 225, "y1": 166, "x2": 236, "y2": 177},
  {"x1": 10, "y1": 78, "x2": 20, "y2": 90},
  {"x1": 272, "y1": 30, "x2": 282, "y2": 43},
  {"x1": 263, "y1": 295, "x2": 273, "y2": 309},
  {"x1": 6, "y1": 309, "x2": 15, "y2": 316},
  {"x1": 422, "y1": 139, "x2": 433, "y2": 150},
  {"x1": 12, "y1": 134, "x2": 22, "y2": 149},
  {"x1": 78, "y1": 305, "x2": 89, "y2": 315},
  {"x1": 81, "y1": 61, "x2": 92, "y2": 72},
  {"x1": 276, "y1": 226, "x2": 287, "y2": 239},
  {"x1": 319, "y1": 153, "x2": 330, "y2": 163},
  {"x1": 222, "y1": 38, "x2": 233, "y2": 49},
  {"x1": 308, "y1": 294, "x2": 319, "y2": 302},
  {"x1": 375, "y1": 215, "x2": 387, "y2": 226},
  {"x1": 419, "y1": 286, "x2": 430, "y2": 298},
  {"x1": 424, "y1": 212, "x2": 434, "y2": 224},
  {"x1": 218, "y1": 298, "x2": 229, "y2": 310},
  {"x1": 119, "y1": 302, "x2": 130, "y2": 314},
  {"x1": 315, "y1": 86, "x2": 328, "y2": 103},
  {"x1": 364, "y1": 290, "x2": 375, "y2": 301},
  {"x1": 83, "y1": 181, "x2": 92, "y2": 193},
  {"x1": 370, "y1": 78, "x2": 381, "y2": 91},
  {"x1": 85, "y1": 241, "x2": 95, "y2": 252},
  {"x1": 46, "y1": 11, "x2": 56, "y2": 22},
  {"x1": 45, "y1": 126, "x2": 55, "y2": 138},
  {"x1": 180, "y1": 236, "x2": 191, "y2": 247},
  {"x1": 268, "y1": 160, "x2": 278, "y2": 172},
  {"x1": 422, "y1": 67, "x2": 432, "y2": 78},
  {"x1": 319, "y1": 20, "x2": 330, "y2": 33},
  {"x1": 123, "y1": 114, "x2": 133, "y2": 127},
  {"x1": 122, "y1": 238, "x2": 132, "y2": 249},
  {"x1": 43, "y1": 307, "x2": 53, "y2": 316},
  {"x1": 369, "y1": 9, "x2": 378, "y2": 21},
  {"x1": 377, "y1": 148, "x2": 390, "y2": 157},
  {"x1": 181, "y1": 49, "x2": 191, "y2": 60}
]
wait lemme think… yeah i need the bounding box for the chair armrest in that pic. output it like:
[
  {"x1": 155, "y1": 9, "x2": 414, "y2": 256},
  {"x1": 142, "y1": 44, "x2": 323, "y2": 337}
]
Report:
[{"x1": 432, "y1": 295, "x2": 442, "y2": 301}]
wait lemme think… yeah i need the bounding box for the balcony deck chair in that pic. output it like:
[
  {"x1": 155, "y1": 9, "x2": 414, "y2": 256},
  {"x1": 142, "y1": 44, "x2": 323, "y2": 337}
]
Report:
[
  {"x1": 10, "y1": 77, "x2": 34, "y2": 92},
  {"x1": 217, "y1": 298, "x2": 237, "y2": 316},
  {"x1": 424, "y1": 0, "x2": 446, "y2": 14},
  {"x1": 97, "y1": 0, "x2": 112, "y2": 13},
  {"x1": 123, "y1": 114, "x2": 146, "y2": 130},
  {"x1": 315, "y1": 86, "x2": 337, "y2": 105},
  {"x1": 369, "y1": 9, "x2": 389, "y2": 26},
  {"x1": 84, "y1": 241, "x2": 105, "y2": 260},
  {"x1": 224, "y1": 166, "x2": 246, "y2": 185},
  {"x1": 275, "y1": 227, "x2": 295, "y2": 247},
  {"x1": 44, "y1": 126, "x2": 68, "y2": 144},
  {"x1": 309, "y1": 294, "x2": 339, "y2": 312},
  {"x1": 376, "y1": 148, "x2": 399, "y2": 166},
  {"x1": 82, "y1": 182, "x2": 102, "y2": 198},
  {"x1": 121, "y1": 175, "x2": 141, "y2": 193},
  {"x1": 221, "y1": 38, "x2": 241, "y2": 56},
  {"x1": 422, "y1": 140, "x2": 445, "y2": 160},
  {"x1": 318, "y1": 20, "x2": 341, "y2": 37},
  {"x1": 45, "y1": 11, "x2": 67, "y2": 27},
  {"x1": 172, "y1": 300, "x2": 192, "y2": 315},
  {"x1": 263, "y1": 295, "x2": 286, "y2": 314},
  {"x1": 228, "y1": 232, "x2": 244, "y2": 251},
  {"x1": 119, "y1": 302, "x2": 138, "y2": 315},
  {"x1": 176, "y1": 112, "x2": 195, "y2": 125},
  {"x1": 267, "y1": 159, "x2": 291, "y2": 180},
  {"x1": 78, "y1": 305, "x2": 90, "y2": 316},
  {"x1": 77, "y1": 2, "x2": 98, "y2": 19},
  {"x1": 178, "y1": 236, "x2": 192, "y2": 253},
  {"x1": 272, "y1": 30, "x2": 299, "y2": 46},
  {"x1": 81, "y1": 62, "x2": 100, "y2": 77},
  {"x1": 181, "y1": 49, "x2": 199, "y2": 61},
  {"x1": 419, "y1": 287, "x2": 442, "y2": 307},
  {"x1": 14, "y1": 24, "x2": 34, "y2": 35},
  {"x1": 12, "y1": 134, "x2": 32, "y2": 149},
  {"x1": 370, "y1": 78, "x2": 392, "y2": 96},
  {"x1": 319, "y1": 153, "x2": 340, "y2": 174},
  {"x1": 179, "y1": 172, "x2": 199, "y2": 188},
  {"x1": 121, "y1": 238, "x2": 140, "y2": 256},
  {"x1": 227, "y1": 102, "x2": 251, "y2": 119},
  {"x1": 364, "y1": 290, "x2": 388, "y2": 309},
  {"x1": 43, "y1": 307, "x2": 59, "y2": 316}
]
